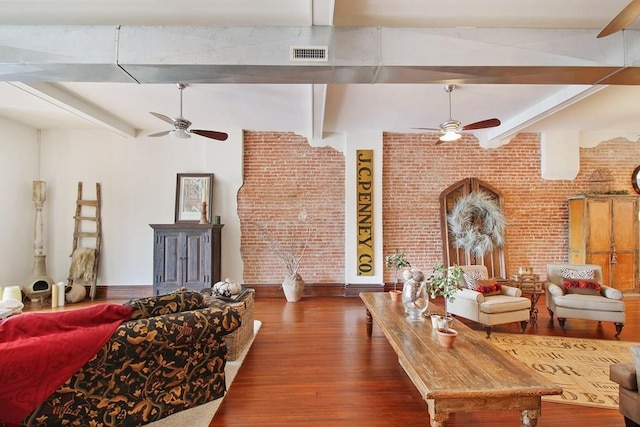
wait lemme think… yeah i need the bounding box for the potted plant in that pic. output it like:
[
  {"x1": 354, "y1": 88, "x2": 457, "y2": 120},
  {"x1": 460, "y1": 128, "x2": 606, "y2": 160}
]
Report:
[
  {"x1": 257, "y1": 221, "x2": 314, "y2": 303},
  {"x1": 428, "y1": 263, "x2": 463, "y2": 347},
  {"x1": 385, "y1": 249, "x2": 411, "y2": 301}
]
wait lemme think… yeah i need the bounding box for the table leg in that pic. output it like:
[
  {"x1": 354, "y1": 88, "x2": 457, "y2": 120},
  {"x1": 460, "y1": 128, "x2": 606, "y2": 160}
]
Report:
[
  {"x1": 427, "y1": 400, "x2": 449, "y2": 427},
  {"x1": 365, "y1": 308, "x2": 372, "y2": 337},
  {"x1": 521, "y1": 408, "x2": 540, "y2": 426},
  {"x1": 529, "y1": 293, "x2": 541, "y2": 325}
]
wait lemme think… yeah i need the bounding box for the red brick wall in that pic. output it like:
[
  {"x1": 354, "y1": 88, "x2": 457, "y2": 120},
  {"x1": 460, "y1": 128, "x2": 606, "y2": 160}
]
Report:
[
  {"x1": 239, "y1": 131, "x2": 640, "y2": 285},
  {"x1": 383, "y1": 133, "x2": 640, "y2": 282},
  {"x1": 239, "y1": 131, "x2": 345, "y2": 284}
]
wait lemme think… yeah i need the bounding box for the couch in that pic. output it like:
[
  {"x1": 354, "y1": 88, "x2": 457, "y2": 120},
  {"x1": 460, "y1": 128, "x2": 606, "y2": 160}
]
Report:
[
  {"x1": 610, "y1": 345, "x2": 640, "y2": 427},
  {"x1": 446, "y1": 265, "x2": 531, "y2": 338},
  {"x1": 16, "y1": 290, "x2": 241, "y2": 426},
  {"x1": 545, "y1": 263, "x2": 625, "y2": 337}
]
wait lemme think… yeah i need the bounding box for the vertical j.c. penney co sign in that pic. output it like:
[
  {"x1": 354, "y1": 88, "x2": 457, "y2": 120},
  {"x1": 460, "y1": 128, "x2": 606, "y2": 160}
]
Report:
[{"x1": 356, "y1": 150, "x2": 374, "y2": 276}]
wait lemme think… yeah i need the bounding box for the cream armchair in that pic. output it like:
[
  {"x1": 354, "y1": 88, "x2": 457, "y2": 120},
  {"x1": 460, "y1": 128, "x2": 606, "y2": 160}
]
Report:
[
  {"x1": 545, "y1": 263, "x2": 625, "y2": 337},
  {"x1": 446, "y1": 265, "x2": 531, "y2": 338}
]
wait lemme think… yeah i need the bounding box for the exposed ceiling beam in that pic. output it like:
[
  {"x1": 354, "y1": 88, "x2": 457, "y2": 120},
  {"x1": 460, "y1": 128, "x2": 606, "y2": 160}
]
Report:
[
  {"x1": 312, "y1": 0, "x2": 335, "y2": 26},
  {"x1": 479, "y1": 85, "x2": 608, "y2": 147},
  {"x1": 312, "y1": 84, "x2": 327, "y2": 140},
  {"x1": 9, "y1": 82, "x2": 137, "y2": 138}
]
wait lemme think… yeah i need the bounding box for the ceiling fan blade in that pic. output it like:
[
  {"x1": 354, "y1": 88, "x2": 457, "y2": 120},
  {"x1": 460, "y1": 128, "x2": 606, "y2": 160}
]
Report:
[
  {"x1": 598, "y1": 0, "x2": 640, "y2": 38},
  {"x1": 462, "y1": 118, "x2": 501, "y2": 131},
  {"x1": 148, "y1": 130, "x2": 172, "y2": 137},
  {"x1": 191, "y1": 129, "x2": 229, "y2": 141},
  {"x1": 150, "y1": 112, "x2": 176, "y2": 125}
]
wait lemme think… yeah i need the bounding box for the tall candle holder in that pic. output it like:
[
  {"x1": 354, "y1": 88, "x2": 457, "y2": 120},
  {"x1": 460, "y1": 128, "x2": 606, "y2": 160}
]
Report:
[{"x1": 199, "y1": 201, "x2": 209, "y2": 224}]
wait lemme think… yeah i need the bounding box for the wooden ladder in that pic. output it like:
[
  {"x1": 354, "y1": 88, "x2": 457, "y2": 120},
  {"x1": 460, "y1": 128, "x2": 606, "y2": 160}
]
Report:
[{"x1": 68, "y1": 182, "x2": 102, "y2": 300}]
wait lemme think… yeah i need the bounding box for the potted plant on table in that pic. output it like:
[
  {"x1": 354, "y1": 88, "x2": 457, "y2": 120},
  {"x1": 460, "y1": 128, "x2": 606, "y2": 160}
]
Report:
[
  {"x1": 428, "y1": 263, "x2": 463, "y2": 347},
  {"x1": 385, "y1": 249, "x2": 411, "y2": 301}
]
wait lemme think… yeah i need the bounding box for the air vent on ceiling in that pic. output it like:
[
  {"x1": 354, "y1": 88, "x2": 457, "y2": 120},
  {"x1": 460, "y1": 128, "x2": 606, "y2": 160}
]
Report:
[{"x1": 290, "y1": 46, "x2": 328, "y2": 62}]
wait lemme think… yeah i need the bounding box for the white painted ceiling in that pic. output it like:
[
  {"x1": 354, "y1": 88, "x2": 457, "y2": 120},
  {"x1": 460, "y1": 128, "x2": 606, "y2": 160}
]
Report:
[{"x1": 1, "y1": 0, "x2": 640, "y2": 145}]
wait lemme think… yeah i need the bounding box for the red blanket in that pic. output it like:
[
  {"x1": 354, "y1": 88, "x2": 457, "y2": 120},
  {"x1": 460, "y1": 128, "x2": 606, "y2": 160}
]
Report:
[{"x1": 0, "y1": 304, "x2": 133, "y2": 424}]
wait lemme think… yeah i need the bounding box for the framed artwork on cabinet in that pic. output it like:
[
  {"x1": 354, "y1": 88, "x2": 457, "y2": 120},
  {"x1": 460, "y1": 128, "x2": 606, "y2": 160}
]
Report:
[{"x1": 175, "y1": 173, "x2": 214, "y2": 223}]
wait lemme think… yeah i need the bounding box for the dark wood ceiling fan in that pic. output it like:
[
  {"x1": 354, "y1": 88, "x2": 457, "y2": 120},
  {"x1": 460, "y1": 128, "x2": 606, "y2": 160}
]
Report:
[
  {"x1": 413, "y1": 85, "x2": 501, "y2": 144},
  {"x1": 598, "y1": 0, "x2": 640, "y2": 38},
  {"x1": 148, "y1": 83, "x2": 228, "y2": 141}
]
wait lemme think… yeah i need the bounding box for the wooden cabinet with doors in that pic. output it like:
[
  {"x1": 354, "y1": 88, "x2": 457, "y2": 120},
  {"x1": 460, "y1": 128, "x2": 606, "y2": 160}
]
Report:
[
  {"x1": 150, "y1": 223, "x2": 223, "y2": 295},
  {"x1": 568, "y1": 195, "x2": 639, "y2": 292}
]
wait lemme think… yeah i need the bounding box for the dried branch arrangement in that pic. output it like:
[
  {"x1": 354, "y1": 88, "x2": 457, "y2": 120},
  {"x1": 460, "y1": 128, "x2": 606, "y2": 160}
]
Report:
[{"x1": 257, "y1": 222, "x2": 314, "y2": 279}]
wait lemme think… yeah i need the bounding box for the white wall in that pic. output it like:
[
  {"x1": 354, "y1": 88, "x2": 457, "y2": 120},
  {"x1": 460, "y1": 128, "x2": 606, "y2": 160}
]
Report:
[
  {"x1": 1, "y1": 125, "x2": 244, "y2": 288},
  {"x1": 0, "y1": 118, "x2": 39, "y2": 287}
]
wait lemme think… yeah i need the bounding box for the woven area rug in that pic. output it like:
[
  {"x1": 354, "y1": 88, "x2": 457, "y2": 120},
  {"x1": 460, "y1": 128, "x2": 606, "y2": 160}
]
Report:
[
  {"x1": 490, "y1": 333, "x2": 633, "y2": 409},
  {"x1": 148, "y1": 320, "x2": 261, "y2": 426}
]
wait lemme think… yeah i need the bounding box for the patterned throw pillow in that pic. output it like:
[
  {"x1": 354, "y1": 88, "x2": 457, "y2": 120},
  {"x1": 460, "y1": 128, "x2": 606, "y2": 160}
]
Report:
[
  {"x1": 463, "y1": 270, "x2": 486, "y2": 290},
  {"x1": 474, "y1": 280, "x2": 502, "y2": 295},
  {"x1": 560, "y1": 267, "x2": 595, "y2": 280},
  {"x1": 563, "y1": 280, "x2": 602, "y2": 295}
]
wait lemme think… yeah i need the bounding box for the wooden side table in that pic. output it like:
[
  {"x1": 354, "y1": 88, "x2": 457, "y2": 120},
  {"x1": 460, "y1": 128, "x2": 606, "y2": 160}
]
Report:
[{"x1": 501, "y1": 278, "x2": 545, "y2": 325}]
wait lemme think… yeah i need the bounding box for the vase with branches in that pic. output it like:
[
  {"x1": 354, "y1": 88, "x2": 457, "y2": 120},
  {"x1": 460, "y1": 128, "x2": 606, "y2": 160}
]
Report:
[{"x1": 257, "y1": 221, "x2": 314, "y2": 302}]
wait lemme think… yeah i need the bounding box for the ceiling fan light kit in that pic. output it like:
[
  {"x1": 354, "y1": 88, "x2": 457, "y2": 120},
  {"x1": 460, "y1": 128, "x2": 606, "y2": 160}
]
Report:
[
  {"x1": 440, "y1": 130, "x2": 463, "y2": 142},
  {"x1": 439, "y1": 119, "x2": 463, "y2": 142},
  {"x1": 148, "y1": 83, "x2": 228, "y2": 141}
]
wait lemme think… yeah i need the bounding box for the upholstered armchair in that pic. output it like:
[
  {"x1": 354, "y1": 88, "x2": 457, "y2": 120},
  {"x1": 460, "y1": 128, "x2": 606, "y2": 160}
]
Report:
[
  {"x1": 545, "y1": 263, "x2": 625, "y2": 337},
  {"x1": 446, "y1": 265, "x2": 531, "y2": 338},
  {"x1": 610, "y1": 345, "x2": 640, "y2": 427}
]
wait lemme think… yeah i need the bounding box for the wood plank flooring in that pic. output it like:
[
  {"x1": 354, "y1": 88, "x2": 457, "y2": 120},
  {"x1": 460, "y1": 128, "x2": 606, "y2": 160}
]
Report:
[{"x1": 212, "y1": 293, "x2": 640, "y2": 427}]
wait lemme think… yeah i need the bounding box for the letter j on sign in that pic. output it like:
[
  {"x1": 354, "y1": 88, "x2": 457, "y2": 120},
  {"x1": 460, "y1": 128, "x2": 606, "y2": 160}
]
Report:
[{"x1": 356, "y1": 150, "x2": 374, "y2": 276}]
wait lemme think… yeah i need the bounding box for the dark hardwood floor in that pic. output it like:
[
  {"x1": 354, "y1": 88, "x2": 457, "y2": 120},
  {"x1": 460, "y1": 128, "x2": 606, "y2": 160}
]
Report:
[{"x1": 212, "y1": 293, "x2": 640, "y2": 427}]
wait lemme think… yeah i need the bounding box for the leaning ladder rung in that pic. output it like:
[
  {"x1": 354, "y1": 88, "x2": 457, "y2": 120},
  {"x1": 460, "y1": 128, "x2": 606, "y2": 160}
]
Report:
[
  {"x1": 73, "y1": 216, "x2": 97, "y2": 221},
  {"x1": 74, "y1": 232, "x2": 99, "y2": 238},
  {"x1": 77, "y1": 200, "x2": 98, "y2": 207}
]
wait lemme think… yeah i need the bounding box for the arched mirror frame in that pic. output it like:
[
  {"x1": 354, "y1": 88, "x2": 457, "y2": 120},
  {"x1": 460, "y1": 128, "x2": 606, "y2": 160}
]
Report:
[{"x1": 439, "y1": 177, "x2": 507, "y2": 278}]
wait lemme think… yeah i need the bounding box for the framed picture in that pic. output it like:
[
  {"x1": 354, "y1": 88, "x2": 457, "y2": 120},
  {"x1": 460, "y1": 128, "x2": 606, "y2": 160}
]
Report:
[{"x1": 175, "y1": 173, "x2": 214, "y2": 223}]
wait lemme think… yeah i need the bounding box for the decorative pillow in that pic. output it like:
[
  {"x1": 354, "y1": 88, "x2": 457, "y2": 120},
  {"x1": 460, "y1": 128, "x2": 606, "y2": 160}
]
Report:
[
  {"x1": 463, "y1": 270, "x2": 486, "y2": 290},
  {"x1": 560, "y1": 266, "x2": 595, "y2": 280},
  {"x1": 475, "y1": 279, "x2": 502, "y2": 295},
  {"x1": 563, "y1": 280, "x2": 602, "y2": 295}
]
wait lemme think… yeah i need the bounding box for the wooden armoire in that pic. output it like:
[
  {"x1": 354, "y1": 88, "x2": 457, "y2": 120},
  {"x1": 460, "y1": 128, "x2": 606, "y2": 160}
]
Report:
[
  {"x1": 150, "y1": 223, "x2": 223, "y2": 296},
  {"x1": 568, "y1": 195, "x2": 639, "y2": 292}
]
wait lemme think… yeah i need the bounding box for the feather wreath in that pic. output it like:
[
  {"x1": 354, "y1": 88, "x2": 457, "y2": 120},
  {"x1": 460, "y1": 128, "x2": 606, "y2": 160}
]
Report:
[{"x1": 447, "y1": 192, "x2": 506, "y2": 257}]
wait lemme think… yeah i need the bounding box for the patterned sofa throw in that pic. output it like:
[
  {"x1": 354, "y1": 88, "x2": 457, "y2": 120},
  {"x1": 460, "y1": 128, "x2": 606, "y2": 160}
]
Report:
[
  {"x1": 18, "y1": 291, "x2": 242, "y2": 427},
  {"x1": 125, "y1": 289, "x2": 206, "y2": 319},
  {"x1": 0, "y1": 304, "x2": 133, "y2": 425}
]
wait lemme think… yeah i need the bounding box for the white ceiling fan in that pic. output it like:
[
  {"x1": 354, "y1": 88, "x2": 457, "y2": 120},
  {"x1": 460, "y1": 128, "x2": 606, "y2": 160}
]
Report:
[
  {"x1": 413, "y1": 85, "x2": 501, "y2": 144},
  {"x1": 148, "y1": 83, "x2": 228, "y2": 141},
  {"x1": 597, "y1": 0, "x2": 640, "y2": 38}
]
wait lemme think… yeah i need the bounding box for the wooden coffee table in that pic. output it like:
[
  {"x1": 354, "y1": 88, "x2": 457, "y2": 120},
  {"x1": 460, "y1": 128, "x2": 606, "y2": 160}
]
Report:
[{"x1": 360, "y1": 292, "x2": 562, "y2": 427}]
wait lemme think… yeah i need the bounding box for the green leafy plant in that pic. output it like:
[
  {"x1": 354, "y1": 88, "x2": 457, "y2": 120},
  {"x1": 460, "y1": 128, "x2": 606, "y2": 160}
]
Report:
[
  {"x1": 428, "y1": 263, "x2": 463, "y2": 319},
  {"x1": 385, "y1": 249, "x2": 411, "y2": 291}
]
